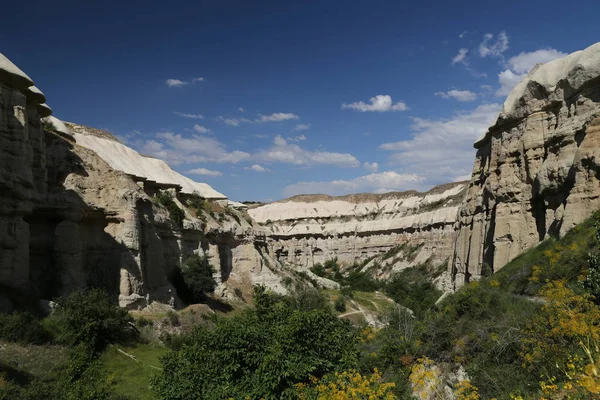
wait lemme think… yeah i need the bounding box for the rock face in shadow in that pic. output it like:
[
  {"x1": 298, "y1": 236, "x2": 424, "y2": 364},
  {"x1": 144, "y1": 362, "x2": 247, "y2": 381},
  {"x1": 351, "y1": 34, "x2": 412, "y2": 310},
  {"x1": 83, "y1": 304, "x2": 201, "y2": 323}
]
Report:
[
  {"x1": 0, "y1": 55, "x2": 288, "y2": 310},
  {"x1": 451, "y1": 42, "x2": 600, "y2": 288}
]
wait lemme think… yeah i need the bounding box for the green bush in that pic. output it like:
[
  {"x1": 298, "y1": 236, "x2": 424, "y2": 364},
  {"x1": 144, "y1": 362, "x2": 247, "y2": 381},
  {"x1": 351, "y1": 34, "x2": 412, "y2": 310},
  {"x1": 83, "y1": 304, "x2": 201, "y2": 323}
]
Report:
[
  {"x1": 310, "y1": 263, "x2": 326, "y2": 277},
  {"x1": 151, "y1": 285, "x2": 359, "y2": 399},
  {"x1": 383, "y1": 268, "x2": 441, "y2": 317},
  {"x1": 343, "y1": 269, "x2": 381, "y2": 292},
  {"x1": 583, "y1": 221, "x2": 600, "y2": 300},
  {"x1": 334, "y1": 296, "x2": 346, "y2": 312},
  {"x1": 181, "y1": 255, "x2": 217, "y2": 302},
  {"x1": 46, "y1": 289, "x2": 135, "y2": 352},
  {"x1": 156, "y1": 191, "x2": 185, "y2": 228},
  {"x1": 340, "y1": 285, "x2": 354, "y2": 299},
  {"x1": 185, "y1": 192, "x2": 205, "y2": 212},
  {"x1": 286, "y1": 284, "x2": 330, "y2": 312},
  {"x1": 166, "y1": 311, "x2": 180, "y2": 327},
  {"x1": 0, "y1": 312, "x2": 50, "y2": 344}
]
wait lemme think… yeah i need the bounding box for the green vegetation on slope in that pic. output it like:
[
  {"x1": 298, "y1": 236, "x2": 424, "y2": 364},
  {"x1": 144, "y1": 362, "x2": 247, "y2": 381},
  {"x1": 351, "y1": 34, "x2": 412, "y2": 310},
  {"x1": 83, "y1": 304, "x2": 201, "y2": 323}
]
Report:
[{"x1": 1, "y1": 211, "x2": 598, "y2": 399}]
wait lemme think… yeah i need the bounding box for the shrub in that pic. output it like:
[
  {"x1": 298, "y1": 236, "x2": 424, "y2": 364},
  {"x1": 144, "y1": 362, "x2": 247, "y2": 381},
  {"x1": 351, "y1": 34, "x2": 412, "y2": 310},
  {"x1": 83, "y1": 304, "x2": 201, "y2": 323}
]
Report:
[
  {"x1": 340, "y1": 285, "x2": 354, "y2": 299},
  {"x1": 334, "y1": 296, "x2": 346, "y2": 312},
  {"x1": 151, "y1": 285, "x2": 359, "y2": 399},
  {"x1": 46, "y1": 289, "x2": 135, "y2": 352},
  {"x1": 186, "y1": 192, "x2": 205, "y2": 212},
  {"x1": 156, "y1": 191, "x2": 185, "y2": 228},
  {"x1": 135, "y1": 316, "x2": 153, "y2": 328},
  {"x1": 310, "y1": 263, "x2": 326, "y2": 277},
  {"x1": 287, "y1": 284, "x2": 330, "y2": 312},
  {"x1": 181, "y1": 255, "x2": 217, "y2": 302},
  {"x1": 295, "y1": 369, "x2": 395, "y2": 399},
  {"x1": 0, "y1": 312, "x2": 50, "y2": 344},
  {"x1": 384, "y1": 267, "x2": 441, "y2": 317},
  {"x1": 166, "y1": 311, "x2": 180, "y2": 326},
  {"x1": 233, "y1": 288, "x2": 243, "y2": 299},
  {"x1": 583, "y1": 221, "x2": 600, "y2": 300}
]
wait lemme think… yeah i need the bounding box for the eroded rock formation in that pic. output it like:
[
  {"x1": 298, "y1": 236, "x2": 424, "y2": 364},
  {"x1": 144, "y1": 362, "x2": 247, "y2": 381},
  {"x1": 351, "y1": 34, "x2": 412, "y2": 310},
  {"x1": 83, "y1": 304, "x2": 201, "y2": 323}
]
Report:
[
  {"x1": 249, "y1": 183, "x2": 467, "y2": 287},
  {"x1": 0, "y1": 54, "x2": 287, "y2": 310},
  {"x1": 451, "y1": 42, "x2": 600, "y2": 287}
]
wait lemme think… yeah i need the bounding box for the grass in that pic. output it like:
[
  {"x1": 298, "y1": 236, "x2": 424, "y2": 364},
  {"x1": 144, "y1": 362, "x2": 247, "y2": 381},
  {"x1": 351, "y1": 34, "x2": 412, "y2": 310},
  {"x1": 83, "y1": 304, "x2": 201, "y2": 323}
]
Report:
[
  {"x1": 101, "y1": 343, "x2": 167, "y2": 400},
  {"x1": 0, "y1": 340, "x2": 68, "y2": 380}
]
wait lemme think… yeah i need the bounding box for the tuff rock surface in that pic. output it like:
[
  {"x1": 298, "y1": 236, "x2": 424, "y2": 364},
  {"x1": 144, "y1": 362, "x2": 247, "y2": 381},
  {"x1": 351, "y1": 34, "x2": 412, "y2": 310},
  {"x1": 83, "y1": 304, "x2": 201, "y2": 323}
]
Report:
[
  {"x1": 249, "y1": 183, "x2": 467, "y2": 289},
  {"x1": 0, "y1": 54, "x2": 290, "y2": 310},
  {"x1": 451, "y1": 42, "x2": 600, "y2": 287}
]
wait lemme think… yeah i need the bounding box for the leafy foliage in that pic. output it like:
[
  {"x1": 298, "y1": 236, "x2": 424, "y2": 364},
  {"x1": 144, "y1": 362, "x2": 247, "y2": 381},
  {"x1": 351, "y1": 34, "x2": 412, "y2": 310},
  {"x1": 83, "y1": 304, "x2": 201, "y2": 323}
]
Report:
[
  {"x1": 383, "y1": 265, "x2": 441, "y2": 317},
  {"x1": 181, "y1": 254, "x2": 216, "y2": 302},
  {"x1": 334, "y1": 296, "x2": 346, "y2": 312},
  {"x1": 295, "y1": 369, "x2": 396, "y2": 399},
  {"x1": 46, "y1": 289, "x2": 135, "y2": 352},
  {"x1": 0, "y1": 312, "x2": 50, "y2": 344},
  {"x1": 156, "y1": 191, "x2": 185, "y2": 228},
  {"x1": 583, "y1": 220, "x2": 600, "y2": 300},
  {"x1": 151, "y1": 285, "x2": 359, "y2": 399}
]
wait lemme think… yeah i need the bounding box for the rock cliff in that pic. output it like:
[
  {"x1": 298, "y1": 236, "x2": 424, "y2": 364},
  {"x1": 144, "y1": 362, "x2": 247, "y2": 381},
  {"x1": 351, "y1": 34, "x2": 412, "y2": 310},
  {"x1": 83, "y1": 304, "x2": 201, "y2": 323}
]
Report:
[
  {"x1": 249, "y1": 182, "x2": 467, "y2": 287},
  {"x1": 0, "y1": 54, "x2": 288, "y2": 310},
  {"x1": 451, "y1": 42, "x2": 600, "y2": 287}
]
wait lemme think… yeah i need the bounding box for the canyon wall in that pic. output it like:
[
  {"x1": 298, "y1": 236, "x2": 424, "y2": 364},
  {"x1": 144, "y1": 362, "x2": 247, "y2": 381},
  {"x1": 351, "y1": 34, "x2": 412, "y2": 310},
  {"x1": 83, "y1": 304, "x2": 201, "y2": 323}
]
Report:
[
  {"x1": 451, "y1": 42, "x2": 600, "y2": 287},
  {"x1": 249, "y1": 183, "x2": 467, "y2": 286},
  {"x1": 0, "y1": 54, "x2": 288, "y2": 310}
]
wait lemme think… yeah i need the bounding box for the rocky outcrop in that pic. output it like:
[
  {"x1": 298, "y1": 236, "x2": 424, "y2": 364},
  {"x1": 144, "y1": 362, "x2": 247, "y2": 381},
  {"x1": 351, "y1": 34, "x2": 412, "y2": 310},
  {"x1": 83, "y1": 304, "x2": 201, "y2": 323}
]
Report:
[
  {"x1": 451, "y1": 42, "x2": 600, "y2": 287},
  {"x1": 249, "y1": 183, "x2": 467, "y2": 286},
  {"x1": 0, "y1": 53, "x2": 289, "y2": 310}
]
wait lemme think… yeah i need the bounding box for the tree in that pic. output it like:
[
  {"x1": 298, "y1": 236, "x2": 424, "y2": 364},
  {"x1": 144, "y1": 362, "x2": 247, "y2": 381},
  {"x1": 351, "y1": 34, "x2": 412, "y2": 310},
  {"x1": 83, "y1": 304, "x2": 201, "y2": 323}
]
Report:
[
  {"x1": 181, "y1": 255, "x2": 217, "y2": 302},
  {"x1": 47, "y1": 289, "x2": 135, "y2": 352},
  {"x1": 151, "y1": 285, "x2": 359, "y2": 399}
]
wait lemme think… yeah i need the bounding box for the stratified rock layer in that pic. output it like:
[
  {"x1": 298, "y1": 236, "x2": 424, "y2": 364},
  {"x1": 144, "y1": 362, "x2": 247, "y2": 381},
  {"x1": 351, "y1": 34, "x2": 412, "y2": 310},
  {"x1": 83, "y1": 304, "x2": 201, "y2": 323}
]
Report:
[
  {"x1": 451, "y1": 42, "x2": 600, "y2": 288},
  {"x1": 249, "y1": 183, "x2": 467, "y2": 286}
]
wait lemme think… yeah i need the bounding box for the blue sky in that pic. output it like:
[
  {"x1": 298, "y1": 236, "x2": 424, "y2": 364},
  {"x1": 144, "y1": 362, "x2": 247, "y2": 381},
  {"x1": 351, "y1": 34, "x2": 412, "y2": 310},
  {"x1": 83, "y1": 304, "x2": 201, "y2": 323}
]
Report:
[{"x1": 3, "y1": 0, "x2": 599, "y2": 201}]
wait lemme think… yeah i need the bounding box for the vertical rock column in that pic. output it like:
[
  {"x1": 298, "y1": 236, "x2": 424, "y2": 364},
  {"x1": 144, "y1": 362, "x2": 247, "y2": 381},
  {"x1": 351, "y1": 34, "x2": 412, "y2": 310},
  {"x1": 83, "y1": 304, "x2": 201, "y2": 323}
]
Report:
[{"x1": 0, "y1": 54, "x2": 36, "y2": 287}]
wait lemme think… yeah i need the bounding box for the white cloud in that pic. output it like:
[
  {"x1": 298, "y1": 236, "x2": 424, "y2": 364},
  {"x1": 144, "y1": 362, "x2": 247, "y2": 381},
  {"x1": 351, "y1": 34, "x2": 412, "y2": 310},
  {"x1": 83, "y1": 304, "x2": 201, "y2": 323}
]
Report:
[
  {"x1": 363, "y1": 162, "x2": 379, "y2": 172},
  {"x1": 185, "y1": 167, "x2": 222, "y2": 176},
  {"x1": 174, "y1": 112, "x2": 204, "y2": 119},
  {"x1": 452, "y1": 48, "x2": 468, "y2": 65},
  {"x1": 193, "y1": 124, "x2": 211, "y2": 134},
  {"x1": 294, "y1": 123, "x2": 310, "y2": 131},
  {"x1": 245, "y1": 164, "x2": 268, "y2": 172},
  {"x1": 480, "y1": 85, "x2": 493, "y2": 92},
  {"x1": 216, "y1": 116, "x2": 253, "y2": 127},
  {"x1": 256, "y1": 113, "x2": 299, "y2": 123},
  {"x1": 255, "y1": 134, "x2": 269, "y2": 139},
  {"x1": 434, "y1": 89, "x2": 477, "y2": 102},
  {"x1": 192, "y1": 77, "x2": 204, "y2": 83},
  {"x1": 239, "y1": 107, "x2": 245, "y2": 112},
  {"x1": 166, "y1": 79, "x2": 187, "y2": 87},
  {"x1": 478, "y1": 31, "x2": 509, "y2": 58},
  {"x1": 496, "y1": 69, "x2": 524, "y2": 96},
  {"x1": 342, "y1": 95, "x2": 408, "y2": 112},
  {"x1": 282, "y1": 171, "x2": 424, "y2": 197},
  {"x1": 137, "y1": 132, "x2": 251, "y2": 165},
  {"x1": 495, "y1": 48, "x2": 567, "y2": 96},
  {"x1": 380, "y1": 103, "x2": 501, "y2": 185},
  {"x1": 459, "y1": 31, "x2": 467, "y2": 39},
  {"x1": 256, "y1": 135, "x2": 359, "y2": 167},
  {"x1": 288, "y1": 134, "x2": 307, "y2": 142}
]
